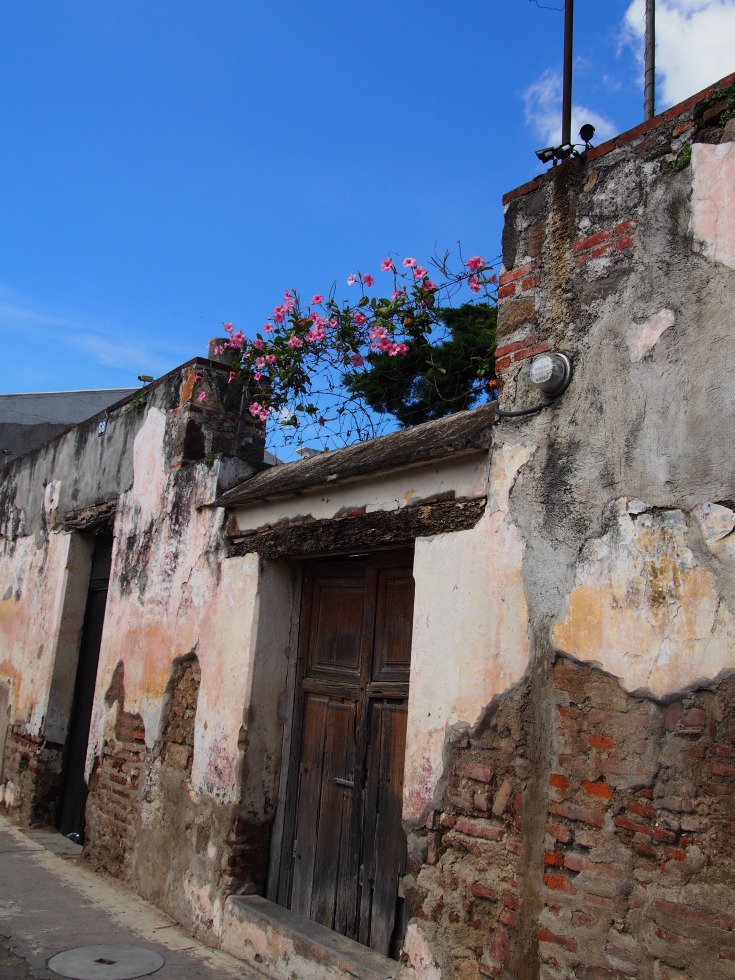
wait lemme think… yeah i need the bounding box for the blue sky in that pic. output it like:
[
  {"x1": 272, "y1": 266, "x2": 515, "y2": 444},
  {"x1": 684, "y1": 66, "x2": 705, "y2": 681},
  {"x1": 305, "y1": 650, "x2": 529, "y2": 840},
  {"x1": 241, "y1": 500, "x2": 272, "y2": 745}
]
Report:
[{"x1": 1, "y1": 0, "x2": 733, "y2": 399}]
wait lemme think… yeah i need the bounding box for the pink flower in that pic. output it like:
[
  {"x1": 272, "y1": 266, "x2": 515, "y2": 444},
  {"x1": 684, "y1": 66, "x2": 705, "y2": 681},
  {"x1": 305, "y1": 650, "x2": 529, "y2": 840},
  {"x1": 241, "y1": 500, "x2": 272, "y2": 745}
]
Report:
[
  {"x1": 197, "y1": 391, "x2": 207, "y2": 402},
  {"x1": 248, "y1": 402, "x2": 262, "y2": 417},
  {"x1": 223, "y1": 322, "x2": 234, "y2": 333},
  {"x1": 263, "y1": 323, "x2": 274, "y2": 333},
  {"x1": 347, "y1": 274, "x2": 357, "y2": 286},
  {"x1": 402, "y1": 257, "x2": 416, "y2": 268},
  {"x1": 255, "y1": 357, "x2": 265, "y2": 369},
  {"x1": 259, "y1": 410, "x2": 268, "y2": 422},
  {"x1": 229, "y1": 331, "x2": 246, "y2": 349},
  {"x1": 363, "y1": 274, "x2": 375, "y2": 287},
  {"x1": 228, "y1": 371, "x2": 236, "y2": 383},
  {"x1": 380, "y1": 257, "x2": 394, "y2": 272},
  {"x1": 253, "y1": 338, "x2": 264, "y2": 349},
  {"x1": 213, "y1": 344, "x2": 225, "y2": 355},
  {"x1": 422, "y1": 278, "x2": 438, "y2": 291},
  {"x1": 273, "y1": 307, "x2": 285, "y2": 323},
  {"x1": 253, "y1": 372, "x2": 262, "y2": 380},
  {"x1": 265, "y1": 353, "x2": 277, "y2": 364},
  {"x1": 353, "y1": 311, "x2": 367, "y2": 326},
  {"x1": 287, "y1": 335, "x2": 303, "y2": 348},
  {"x1": 328, "y1": 318, "x2": 338, "y2": 328},
  {"x1": 350, "y1": 353, "x2": 364, "y2": 367},
  {"x1": 468, "y1": 276, "x2": 481, "y2": 294},
  {"x1": 413, "y1": 266, "x2": 428, "y2": 279},
  {"x1": 283, "y1": 297, "x2": 296, "y2": 312},
  {"x1": 391, "y1": 288, "x2": 405, "y2": 301},
  {"x1": 311, "y1": 294, "x2": 324, "y2": 305},
  {"x1": 465, "y1": 255, "x2": 485, "y2": 273},
  {"x1": 389, "y1": 343, "x2": 409, "y2": 356}
]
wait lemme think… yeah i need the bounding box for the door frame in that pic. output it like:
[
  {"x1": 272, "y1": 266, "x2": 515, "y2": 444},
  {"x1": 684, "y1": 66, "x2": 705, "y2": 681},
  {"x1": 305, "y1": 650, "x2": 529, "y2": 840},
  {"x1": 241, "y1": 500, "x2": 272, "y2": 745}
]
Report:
[{"x1": 266, "y1": 547, "x2": 415, "y2": 949}]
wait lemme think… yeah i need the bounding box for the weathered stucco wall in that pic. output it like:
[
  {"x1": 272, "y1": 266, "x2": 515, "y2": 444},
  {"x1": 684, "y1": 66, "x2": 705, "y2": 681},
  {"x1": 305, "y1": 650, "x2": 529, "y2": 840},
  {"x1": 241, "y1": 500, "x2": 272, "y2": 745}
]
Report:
[
  {"x1": 402, "y1": 75, "x2": 735, "y2": 980},
  {"x1": 2, "y1": 73, "x2": 735, "y2": 980}
]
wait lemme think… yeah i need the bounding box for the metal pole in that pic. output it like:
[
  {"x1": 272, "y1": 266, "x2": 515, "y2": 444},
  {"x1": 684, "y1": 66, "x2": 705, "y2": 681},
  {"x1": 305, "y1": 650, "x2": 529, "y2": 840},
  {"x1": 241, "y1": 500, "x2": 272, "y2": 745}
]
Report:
[
  {"x1": 644, "y1": 0, "x2": 655, "y2": 119},
  {"x1": 561, "y1": 0, "x2": 574, "y2": 144}
]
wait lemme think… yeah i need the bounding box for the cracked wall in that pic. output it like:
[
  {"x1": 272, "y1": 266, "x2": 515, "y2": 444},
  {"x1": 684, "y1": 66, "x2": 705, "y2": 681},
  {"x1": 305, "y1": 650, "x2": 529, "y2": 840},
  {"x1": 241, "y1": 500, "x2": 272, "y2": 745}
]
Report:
[{"x1": 403, "y1": 76, "x2": 735, "y2": 980}]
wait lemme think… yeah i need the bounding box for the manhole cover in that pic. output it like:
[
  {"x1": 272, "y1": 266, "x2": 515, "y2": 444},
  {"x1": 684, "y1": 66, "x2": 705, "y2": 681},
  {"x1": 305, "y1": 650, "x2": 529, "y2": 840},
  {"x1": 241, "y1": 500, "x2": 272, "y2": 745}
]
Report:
[{"x1": 48, "y1": 944, "x2": 165, "y2": 980}]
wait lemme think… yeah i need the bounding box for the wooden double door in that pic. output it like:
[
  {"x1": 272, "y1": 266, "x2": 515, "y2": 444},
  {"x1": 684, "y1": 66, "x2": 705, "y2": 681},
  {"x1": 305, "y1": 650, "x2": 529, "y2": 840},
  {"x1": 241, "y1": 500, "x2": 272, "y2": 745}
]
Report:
[{"x1": 277, "y1": 551, "x2": 415, "y2": 956}]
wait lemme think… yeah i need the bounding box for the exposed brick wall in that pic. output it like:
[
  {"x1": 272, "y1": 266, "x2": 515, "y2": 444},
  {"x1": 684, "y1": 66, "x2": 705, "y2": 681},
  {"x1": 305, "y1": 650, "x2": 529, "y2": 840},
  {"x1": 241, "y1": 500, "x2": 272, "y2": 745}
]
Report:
[
  {"x1": 84, "y1": 718, "x2": 145, "y2": 878},
  {"x1": 408, "y1": 685, "x2": 528, "y2": 979},
  {"x1": 541, "y1": 658, "x2": 735, "y2": 979},
  {"x1": 160, "y1": 656, "x2": 200, "y2": 774},
  {"x1": 412, "y1": 660, "x2": 735, "y2": 979},
  {"x1": 1, "y1": 725, "x2": 63, "y2": 826},
  {"x1": 495, "y1": 73, "x2": 735, "y2": 386}
]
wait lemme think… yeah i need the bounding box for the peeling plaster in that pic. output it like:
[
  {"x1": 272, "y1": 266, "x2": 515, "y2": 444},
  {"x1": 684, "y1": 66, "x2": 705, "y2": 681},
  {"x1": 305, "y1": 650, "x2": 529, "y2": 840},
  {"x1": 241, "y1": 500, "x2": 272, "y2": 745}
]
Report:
[
  {"x1": 626, "y1": 308, "x2": 675, "y2": 362},
  {"x1": 693, "y1": 501, "x2": 735, "y2": 543},
  {"x1": 553, "y1": 499, "x2": 735, "y2": 695},
  {"x1": 690, "y1": 142, "x2": 735, "y2": 270},
  {"x1": 403, "y1": 443, "x2": 534, "y2": 824}
]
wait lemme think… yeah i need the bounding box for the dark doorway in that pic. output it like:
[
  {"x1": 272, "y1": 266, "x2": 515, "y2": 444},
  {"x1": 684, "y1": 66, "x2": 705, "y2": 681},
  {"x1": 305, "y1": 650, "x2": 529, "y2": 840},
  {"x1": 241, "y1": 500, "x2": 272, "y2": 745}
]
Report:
[
  {"x1": 278, "y1": 550, "x2": 414, "y2": 956},
  {"x1": 56, "y1": 535, "x2": 113, "y2": 840}
]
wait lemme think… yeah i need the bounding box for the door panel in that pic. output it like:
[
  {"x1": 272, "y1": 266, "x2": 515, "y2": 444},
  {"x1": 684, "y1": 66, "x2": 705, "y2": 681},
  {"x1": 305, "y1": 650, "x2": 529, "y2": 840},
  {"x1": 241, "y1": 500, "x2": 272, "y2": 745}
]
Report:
[{"x1": 282, "y1": 551, "x2": 414, "y2": 956}]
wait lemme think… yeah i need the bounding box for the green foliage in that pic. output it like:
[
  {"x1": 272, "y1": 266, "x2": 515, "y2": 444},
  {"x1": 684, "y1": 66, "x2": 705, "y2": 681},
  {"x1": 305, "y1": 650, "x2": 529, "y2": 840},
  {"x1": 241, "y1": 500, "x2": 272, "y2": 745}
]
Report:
[
  {"x1": 346, "y1": 303, "x2": 497, "y2": 427},
  {"x1": 669, "y1": 144, "x2": 692, "y2": 173}
]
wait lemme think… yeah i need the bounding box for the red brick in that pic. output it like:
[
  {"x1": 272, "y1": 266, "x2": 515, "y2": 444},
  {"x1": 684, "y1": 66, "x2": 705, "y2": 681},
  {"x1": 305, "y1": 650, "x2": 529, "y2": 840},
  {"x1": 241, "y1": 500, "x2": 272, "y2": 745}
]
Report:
[
  {"x1": 544, "y1": 873, "x2": 577, "y2": 894},
  {"x1": 616, "y1": 115, "x2": 660, "y2": 148},
  {"x1": 628, "y1": 801, "x2": 656, "y2": 819},
  {"x1": 498, "y1": 284, "x2": 516, "y2": 300},
  {"x1": 655, "y1": 899, "x2": 735, "y2": 932},
  {"x1": 547, "y1": 821, "x2": 573, "y2": 844},
  {"x1": 689, "y1": 746, "x2": 706, "y2": 759},
  {"x1": 539, "y1": 927, "x2": 578, "y2": 952},
  {"x1": 591, "y1": 242, "x2": 614, "y2": 259},
  {"x1": 471, "y1": 882, "x2": 498, "y2": 901},
  {"x1": 495, "y1": 356, "x2": 512, "y2": 372},
  {"x1": 500, "y1": 908, "x2": 518, "y2": 927},
  {"x1": 545, "y1": 850, "x2": 565, "y2": 867},
  {"x1": 615, "y1": 220, "x2": 635, "y2": 235},
  {"x1": 614, "y1": 815, "x2": 652, "y2": 836},
  {"x1": 680, "y1": 708, "x2": 708, "y2": 728},
  {"x1": 550, "y1": 773, "x2": 569, "y2": 789},
  {"x1": 615, "y1": 234, "x2": 634, "y2": 251},
  {"x1": 502, "y1": 175, "x2": 545, "y2": 207},
  {"x1": 549, "y1": 801, "x2": 604, "y2": 827},
  {"x1": 454, "y1": 817, "x2": 505, "y2": 841},
  {"x1": 464, "y1": 764, "x2": 494, "y2": 783},
  {"x1": 583, "y1": 780, "x2": 613, "y2": 800},
  {"x1": 655, "y1": 925, "x2": 699, "y2": 947},
  {"x1": 672, "y1": 120, "x2": 695, "y2": 137},
  {"x1": 495, "y1": 340, "x2": 532, "y2": 358},
  {"x1": 712, "y1": 761, "x2": 735, "y2": 778},
  {"x1": 558, "y1": 706, "x2": 580, "y2": 720},
  {"x1": 712, "y1": 743, "x2": 735, "y2": 757},
  {"x1": 588, "y1": 733, "x2": 614, "y2": 750},
  {"x1": 512, "y1": 341, "x2": 550, "y2": 362},
  {"x1": 521, "y1": 274, "x2": 540, "y2": 291},
  {"x1": 503, "y1": 891, "x2": 520, "y2": 911},
  {"x1": 572, "y1": 230, "x2": 613, "y2": 253},
  {"x1": 571, "y1": 910, "x2": 595, "y2": 928},
  {"x1": 665, "y1": 703, "x2": 684, "y2": 731},
  {"x1": 499, "y1": 262, "x2": 537, "y2": 285},
  {"x1": 632, "y1": 841, "x2": 656, "y2": 858}
]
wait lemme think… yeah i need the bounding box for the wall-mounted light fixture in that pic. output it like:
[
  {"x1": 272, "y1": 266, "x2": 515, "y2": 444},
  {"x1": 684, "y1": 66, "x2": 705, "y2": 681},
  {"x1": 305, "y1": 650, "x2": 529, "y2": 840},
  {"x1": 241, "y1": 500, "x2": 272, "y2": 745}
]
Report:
[
  {"x1": 529, "y1": 352, "x2": 572, "y2": 398},
  {"x1": 495, "y1": 351, "x2": 573, "y2": 419}
]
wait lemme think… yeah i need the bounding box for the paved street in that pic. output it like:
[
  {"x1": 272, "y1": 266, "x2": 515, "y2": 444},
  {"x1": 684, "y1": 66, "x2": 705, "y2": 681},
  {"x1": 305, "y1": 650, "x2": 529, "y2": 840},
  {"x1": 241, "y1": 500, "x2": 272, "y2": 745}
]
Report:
[{"x1": 0, "y1": 815, "x2": 264, "y2": 979}]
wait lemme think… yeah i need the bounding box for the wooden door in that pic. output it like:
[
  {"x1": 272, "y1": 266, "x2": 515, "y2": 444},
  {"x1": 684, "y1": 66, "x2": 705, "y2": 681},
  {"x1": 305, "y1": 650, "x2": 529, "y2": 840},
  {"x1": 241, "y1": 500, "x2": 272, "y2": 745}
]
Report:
[{"x1": 279, "y1": 551, "x2": 414, "y2": 956}]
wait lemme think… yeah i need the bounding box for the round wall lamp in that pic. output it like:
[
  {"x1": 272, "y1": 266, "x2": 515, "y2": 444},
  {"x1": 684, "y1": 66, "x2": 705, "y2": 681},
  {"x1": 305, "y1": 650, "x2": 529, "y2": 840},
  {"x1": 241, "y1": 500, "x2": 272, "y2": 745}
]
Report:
[
  {"x1": 529, "y1": 352, "x2": 572, "y2": 398},
  {"x1": 495, "y1": 350, "x2": 573, "y2": 419}
]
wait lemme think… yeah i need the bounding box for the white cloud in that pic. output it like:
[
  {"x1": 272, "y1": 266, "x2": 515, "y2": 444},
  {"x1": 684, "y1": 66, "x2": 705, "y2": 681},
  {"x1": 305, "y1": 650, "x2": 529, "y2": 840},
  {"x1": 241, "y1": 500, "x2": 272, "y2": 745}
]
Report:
[
  {"x1": 0, "y1": 284, "x2": 189, "y2": 378},
  {"x1": 624, "y1": 0, "x2": 735, "y2": 107},
  {"x1": 524, "y1": 70, "x2": 618, "y2": 148}
]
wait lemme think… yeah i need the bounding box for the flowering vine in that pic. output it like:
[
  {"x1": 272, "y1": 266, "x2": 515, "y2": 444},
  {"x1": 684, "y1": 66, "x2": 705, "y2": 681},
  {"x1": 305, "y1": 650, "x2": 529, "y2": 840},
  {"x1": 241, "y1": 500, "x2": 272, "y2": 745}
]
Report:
[{"x1": 207, "y1": 250, "x2": 498, "y2": 452}]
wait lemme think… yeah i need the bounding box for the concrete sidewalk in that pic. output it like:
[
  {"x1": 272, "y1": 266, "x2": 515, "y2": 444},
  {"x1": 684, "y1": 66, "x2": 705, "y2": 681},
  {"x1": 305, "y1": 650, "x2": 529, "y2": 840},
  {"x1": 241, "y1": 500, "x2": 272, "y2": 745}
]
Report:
[{"x1": 0, "y1": 815, "x2": 265, "y2": 979}]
